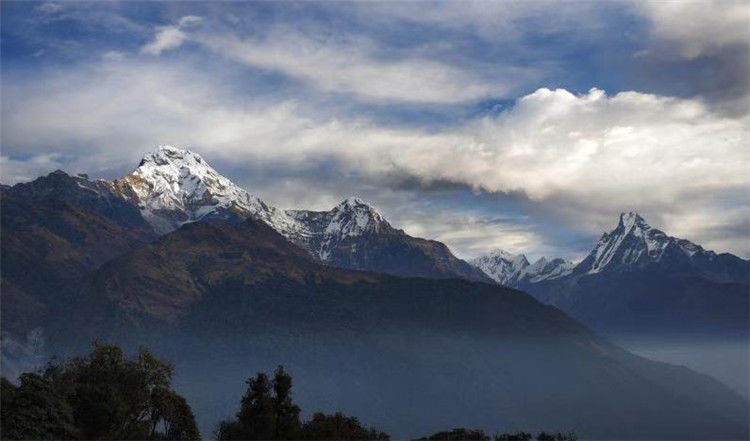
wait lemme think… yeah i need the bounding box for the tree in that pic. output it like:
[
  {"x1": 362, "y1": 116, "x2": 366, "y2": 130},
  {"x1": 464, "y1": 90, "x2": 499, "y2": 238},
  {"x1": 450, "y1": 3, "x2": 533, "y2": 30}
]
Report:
[
  {"x1": 218, "y1": 367, "x2": 388, "y2": 440},
  {"x1": 299, "y1": 412, "x2": 390, "y2": 440},
  {"x1": 235, "y1": 372, "x2": 276, "y2": 439},
  {"x1": 415, "y1": 428, "x2": 489, "y2": 440},
  {"x1": 272, "y1": 366, "x2": 301, "y2": 440},
  {"x1": 494, "y1": 433, "x2": 531, "y2": 441},
  {"x1": 0, "y1": 371, "x2": 76, "y2": 440},
  {"x1": 0, "y1": 343, "x2": 199, "y2": 440}
]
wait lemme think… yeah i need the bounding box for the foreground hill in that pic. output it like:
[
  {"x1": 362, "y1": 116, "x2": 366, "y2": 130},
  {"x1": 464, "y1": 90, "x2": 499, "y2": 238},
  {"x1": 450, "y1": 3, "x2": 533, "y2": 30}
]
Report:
[
  {"x1": 0, "y1": 171, "x2": 155, "y2": 341},
  {"x1": 87, "y1": 219, "x2": 748, "y2": 440}
]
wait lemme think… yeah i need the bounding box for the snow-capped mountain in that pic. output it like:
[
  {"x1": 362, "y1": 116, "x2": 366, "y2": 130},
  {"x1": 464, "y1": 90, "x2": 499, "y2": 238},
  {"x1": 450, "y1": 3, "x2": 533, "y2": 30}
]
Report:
[
  {"x1": 471, "y1": 211, "x2": 749, "y2": 337},
  {"x1": 574, "y1": 212, "x2": 742, "y2": 281},
  {"x1": 108, "y1": 146, "x2": 298, "y2": 235},
  {"x1": 287, "y1": 197, "x2": 395, "y2": 260},
  {"x1": 470, "y1": 249, "x2": 573, "y2": 286},
  {"x1": 524, "y1": 257, "x2": 575, "y2": 283},
  {"x1": 287, "y1": 198, "x2": 489, "y2": 281},
  {"x1": 470, "y1": 250, "x2": 529, "y2": 285},
  {"x1": 105, "y1": 146, "x2": 487, "y2": 281}
]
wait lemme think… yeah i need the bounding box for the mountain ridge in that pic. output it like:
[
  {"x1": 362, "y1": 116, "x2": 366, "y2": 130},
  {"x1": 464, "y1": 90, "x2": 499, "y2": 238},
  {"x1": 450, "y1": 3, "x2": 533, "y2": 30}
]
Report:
[
  {"x1": 106, "y1": 145, "x2": 489, "y2": 282},
  {"x1": 471, "y1": 211, "x2": 750, "y2": 337}
]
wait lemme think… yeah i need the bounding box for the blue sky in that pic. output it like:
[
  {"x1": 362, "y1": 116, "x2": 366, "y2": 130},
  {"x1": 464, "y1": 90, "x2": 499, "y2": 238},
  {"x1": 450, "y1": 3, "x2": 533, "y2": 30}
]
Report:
[{"x1": 2, "y1": 1, "x2": 749, "y2": 260}]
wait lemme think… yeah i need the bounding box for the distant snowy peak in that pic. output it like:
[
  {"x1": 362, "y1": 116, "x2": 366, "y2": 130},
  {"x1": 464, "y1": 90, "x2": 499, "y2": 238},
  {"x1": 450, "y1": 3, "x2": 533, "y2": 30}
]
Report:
[
  {"x1": 109, "y1": 145, "x2": 292, "y2": 234},
  {"x1": 471, "y1": 249, "x2": 573, "y2": 286},
  {"x1": 582, "y1": 211, "x2": 714, "y2": 274},
  {"x1": 524, "y1": 257, "x2": 575, "y2": 283},
  {"x1": 470, "y1": 250, "x2": 527, "y2": 285},
  {"x1": 287, "y1": 197, "x2": 395, "y2": 260},
  {"x1": 326, "y1": 197, "x2": 390, "y2": 236}
]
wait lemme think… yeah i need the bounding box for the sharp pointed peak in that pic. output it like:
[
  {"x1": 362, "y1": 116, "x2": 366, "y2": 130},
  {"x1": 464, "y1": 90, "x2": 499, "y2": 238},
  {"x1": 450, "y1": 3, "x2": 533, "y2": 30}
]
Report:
[{"x1": 618, "y1": 211, "x2": 649, "y2": 230}]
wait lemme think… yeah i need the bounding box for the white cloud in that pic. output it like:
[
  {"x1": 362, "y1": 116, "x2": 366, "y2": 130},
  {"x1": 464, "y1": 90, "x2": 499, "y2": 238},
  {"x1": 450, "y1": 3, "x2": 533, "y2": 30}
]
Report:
[
  {"x1": 2, "y1": 58, "x2": 748, "y2": 256},
  {"x1": 141, "y1": 26, "x2": 186, "y2": 55},
  {"x1": 191, "y1": 30, "x2": 525, "y2": 104},
  {"x1": 140, "y1": 15, "x2": 202, "y2": 56},
  {"x1": 37, "y1": 2, "x2": 62, "y2": 15}
]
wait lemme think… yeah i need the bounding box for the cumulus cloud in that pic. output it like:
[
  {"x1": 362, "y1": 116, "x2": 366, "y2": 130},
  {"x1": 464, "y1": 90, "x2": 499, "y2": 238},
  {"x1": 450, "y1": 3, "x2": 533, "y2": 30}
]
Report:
[
  {"x1": 2, "y1": 58, "x2": 748, "y2": 257},
  {"x1": 141, "y1": 15, "x2": 202, "y2": 55}
]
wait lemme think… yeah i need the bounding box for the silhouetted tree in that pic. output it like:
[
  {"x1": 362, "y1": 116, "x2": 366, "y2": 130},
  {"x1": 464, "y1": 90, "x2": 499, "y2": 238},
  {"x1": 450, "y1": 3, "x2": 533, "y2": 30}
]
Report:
[
  {"x1": 494, "y1": 432, "x2": 532, "y2": 441},
  {"x1": 415, "y1": 428, "x2": 489, "y2": 440},
  {"x1": 218, "y1": 367, "x2": 388, "y2": 440},
  {"x1": 218, "y1": 371, "x2": 278, "y2": 440},
  {"x1": 0, "y1": 343, "x2": 199, "y2": 440},
  {"x1": 273, "y1": 366, "x2": 301, "y2": 439},
  {"x1": 0, "y1": 370, "x2": 76, "y2": 440},
  {"x1": 299, "y1": 412, "x2": 390, "y2": 440}
]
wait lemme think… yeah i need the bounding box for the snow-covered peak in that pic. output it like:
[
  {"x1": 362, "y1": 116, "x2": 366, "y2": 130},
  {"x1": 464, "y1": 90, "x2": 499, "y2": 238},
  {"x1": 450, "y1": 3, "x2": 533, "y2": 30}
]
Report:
[
  {"x1": 286, "y1": 197, "x2": 395, "y2": 260},
  {"x1": 138, "y1": 145, "x2": 206, "y2": 168},
  {"x1": 327, "y1": 197, "x2": 388, "y2": 236},
  {"x1": 470, "y1": 249, "x2": 530, "y2": 285},
  {"x1": 110, "y1": 145, "x2": 295, "y2": 234},
  {"x1": 582, "y1": 212, "x2": 710, "y2": 274},
  {"x1": 337, "y1": 197, "x2": 368, "y2": 208},
  {"x1": 486, "y1": 248, "x2": 521, "y2": 262},
  {"x1": 522, "y1": 257, "x2": 574, "y2": 283},
  {"x1": 618, "y1": 211, "x2": 649, "y2": 234}
]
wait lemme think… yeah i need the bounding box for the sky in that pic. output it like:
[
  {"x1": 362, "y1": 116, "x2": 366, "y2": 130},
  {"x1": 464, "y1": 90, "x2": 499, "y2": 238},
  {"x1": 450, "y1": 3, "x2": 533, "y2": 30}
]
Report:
[{"x1": 1, "y1": 1, "x2": 749, "y2": 261}]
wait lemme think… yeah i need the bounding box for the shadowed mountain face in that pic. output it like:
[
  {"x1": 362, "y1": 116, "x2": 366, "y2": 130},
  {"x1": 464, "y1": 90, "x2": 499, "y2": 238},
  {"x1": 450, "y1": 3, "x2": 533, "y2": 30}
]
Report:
[
  {"x1": 473, "y1": 212, "x2": 750, "y2": 338},
  {"x1": 0, "y1": 171, "x2": 155, "y2": 339},
  {"x1": 86, "y1": 219, "x2": 748, "y2": 440}
]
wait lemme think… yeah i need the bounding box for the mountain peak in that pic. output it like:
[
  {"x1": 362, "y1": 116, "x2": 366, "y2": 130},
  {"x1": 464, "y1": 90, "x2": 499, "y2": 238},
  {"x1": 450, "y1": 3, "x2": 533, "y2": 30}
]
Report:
[
  {"x1": 470, "y1": 249, "x2": 530, "y2": 285},
  {"x1": 618, "y1": 211, "x2": 650, "y2": 233},
  {"x1": 111, "y1": 145, "x2": 281, "y2": 234},
  {"x1": 138, "y1": 145, "x2": 205, "y2": 167},
  {"x1": 326, "y1": 197, "x2": 389, "y2": 238},
  {"x1": 334, "y1": 197, "x2": 383, "y2": 217},
  {"x1": 338, "y1": 196, "x2": 367, "y2": 207},
  {"x1": 582, "y1": 211, "x2": 713, "y2": 274}
]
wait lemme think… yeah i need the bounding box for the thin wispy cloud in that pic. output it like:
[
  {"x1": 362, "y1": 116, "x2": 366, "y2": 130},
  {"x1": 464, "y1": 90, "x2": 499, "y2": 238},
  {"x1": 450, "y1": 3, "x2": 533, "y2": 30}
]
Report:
[{"x1": 187, "y1": 29, "x2": 525, "y2": 104}]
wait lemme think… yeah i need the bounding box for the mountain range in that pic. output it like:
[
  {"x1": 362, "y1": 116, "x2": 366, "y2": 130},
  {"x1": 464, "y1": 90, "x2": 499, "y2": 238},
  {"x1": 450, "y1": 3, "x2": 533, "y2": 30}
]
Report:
[
  {"x1": 1, "y1": 145, "x2": 748, "y2": 439},
  {"x1": 471, "y1": 212, "x2": 749, "y2": 337},
  {"x1": 107, "y1": 146, "x2": 488, "y2": 282}
]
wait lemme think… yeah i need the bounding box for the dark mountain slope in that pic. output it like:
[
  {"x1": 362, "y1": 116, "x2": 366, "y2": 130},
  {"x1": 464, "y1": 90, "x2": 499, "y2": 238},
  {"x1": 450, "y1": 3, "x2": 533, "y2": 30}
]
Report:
[
  {"x1": 89, "y1": 219, "x2": 748, "y2": 440},
  {"x1": 0, "y1": 171, "x2": 155, "y2": 339}
]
